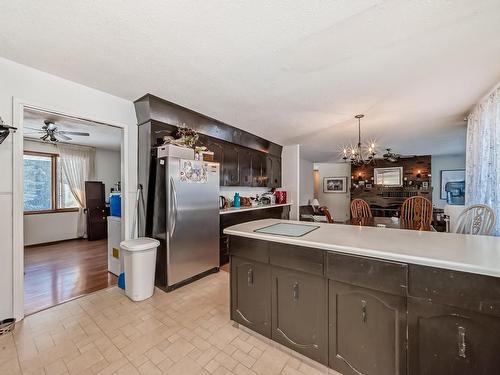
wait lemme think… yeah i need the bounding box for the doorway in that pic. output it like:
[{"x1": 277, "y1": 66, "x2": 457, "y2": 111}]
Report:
[{"x1": 19, "y1": 107, "x2": 126, "y2": 315}]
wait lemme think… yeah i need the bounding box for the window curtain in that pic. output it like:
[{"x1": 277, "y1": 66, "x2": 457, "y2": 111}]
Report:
[
  {"x1": 57, "y1": 144, "x2": 95, "y2": 237},
  {"x1": 465, "y1": 85, "x2": 500, "y2": 235}
]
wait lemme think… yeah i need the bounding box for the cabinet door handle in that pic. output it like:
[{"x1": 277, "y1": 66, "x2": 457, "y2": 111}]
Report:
[
  {"x1": 458, "y1": 326, "x2": 466, "y2": 358},
  {"x1": 293, "y1": 282, "x2": 299, "y2": 301},
  {"x1": 247, "y1": 269, "x2": 253, "y2": 286},
  {"x1": 361, "y1": 300, "x2": 367, "y2": 323}
]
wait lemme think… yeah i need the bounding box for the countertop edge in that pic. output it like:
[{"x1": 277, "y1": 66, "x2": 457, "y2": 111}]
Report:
[
  {"x1": 224, "y1": 224, "x2": 500, "y2": 278},
  {"x1": 219, "y1": 203, "x2": 292, "y2": 215}
]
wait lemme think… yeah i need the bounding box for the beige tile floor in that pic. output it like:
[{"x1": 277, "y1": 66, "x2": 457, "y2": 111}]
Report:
[{"x1": 0, "y1": 272, "x2": 341, "y2": 375}]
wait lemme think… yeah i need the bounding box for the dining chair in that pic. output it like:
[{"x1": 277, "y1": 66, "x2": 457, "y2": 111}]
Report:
[
  {"x1": 350, "y1": 199, "x2": 372, "y2": 218},
  {"x1": 455, "y1": 204, "x2": 496, "y2": 235},
  {"x1": 400, "y1": 196, "x2": 433, "y2": 226},
  {"x1": 319, "y1": 206, "x2": 334, "y2": 223}
]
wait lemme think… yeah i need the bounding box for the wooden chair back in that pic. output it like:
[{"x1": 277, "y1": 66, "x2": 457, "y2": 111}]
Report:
[
  {"x1": 455, "y1": 204, "x2": 496, "y2": 235},
  {"x1": 319, "y1": 206, "x2": 334, "y2": 223},
  {"x1": 400, "y1": 196, "x2": 432, "y2": 226},
  {"x1": 351, "y1": 199, "x2": 372, "y2": 218}
]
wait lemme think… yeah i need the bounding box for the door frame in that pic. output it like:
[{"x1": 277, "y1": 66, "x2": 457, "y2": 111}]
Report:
[{"x1": 12, "y1": 98, "x2": 130, "y2": 321}]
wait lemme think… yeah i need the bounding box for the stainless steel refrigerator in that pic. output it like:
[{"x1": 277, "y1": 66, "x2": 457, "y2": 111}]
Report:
[{"x1": 146, "y1": 147, "x2": 220, "y2": 291}]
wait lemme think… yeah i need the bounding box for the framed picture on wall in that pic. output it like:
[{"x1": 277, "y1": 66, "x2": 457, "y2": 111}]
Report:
[
  {"x1": 440, "y1": 169, "x2": 465, "y2": 199},
  {"x1": 323, "y1": 177, "x2": 347, "y2": 193}
]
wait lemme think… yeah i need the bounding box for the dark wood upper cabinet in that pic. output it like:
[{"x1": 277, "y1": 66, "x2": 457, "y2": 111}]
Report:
[
  {"x1": 251, "y1": 150, "x2": 267, "y2": 187},
  {"x1": 222, "y1": 145, "x2": 240, "y2": 186},
  {"x1": 330, "y1": 281, "x2": 407, "y2": 375},
  {"x1": 238, "y1": 148, "x2": 253, "y2": 187},
  {"x1": 267, "y1": 155, "x2": 282, "y2": 188},
  {"x1": 271, "y1": 267, "x2": 328, "y2": 365},
  {"x1": 408, "y1": 298, "x2": 500, "y2": 375},
  {"x1": 231, "y1": 256, "x2": 271, "y2": 338},
  {"x1": 198, "y1": 133, "x2": 281, "y2": 187},
  {"x1": 203, "y1": 136, "x2": 224, "y2": 184}
]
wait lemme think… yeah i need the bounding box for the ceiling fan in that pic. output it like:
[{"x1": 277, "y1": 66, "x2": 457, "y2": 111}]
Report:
[
  {"x1": 25, "y1": 120, "x2": 90, "y2": 142},
  {"x1": 382, "y1": 148, "x2": 415, "y2": 162}
]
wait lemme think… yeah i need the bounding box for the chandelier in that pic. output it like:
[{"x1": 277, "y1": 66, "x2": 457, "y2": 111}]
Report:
[{"x1": 341, "y1": 114, "x2": 376, "y2": 166}]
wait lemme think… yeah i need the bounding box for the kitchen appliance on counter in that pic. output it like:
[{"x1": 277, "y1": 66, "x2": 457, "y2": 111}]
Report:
[
  {"x1": 219, "y1": 195, "x2": 227, "y2": 209},
  {"x1": 261, "y1": 192, "x2": 276, "y2": 205},
  {"x1": 145, "y1": 145, "x2": 220, "y2": 291}
]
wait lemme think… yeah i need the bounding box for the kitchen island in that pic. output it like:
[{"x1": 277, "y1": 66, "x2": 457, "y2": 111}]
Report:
[{"x1": 224, "y1": 219, "x2": 500, "y2": 375}]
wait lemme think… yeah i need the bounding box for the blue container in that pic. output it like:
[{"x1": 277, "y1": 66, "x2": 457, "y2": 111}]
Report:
[
  {"x1": 110, "y1": 193, "x2": 121, "y2": 217},
  {"x1": 118, "y1": 273, "x2": 125, "y2": 289},
  {"x1": 233, "y1": 192, "x2": 240, "y2": 208}
]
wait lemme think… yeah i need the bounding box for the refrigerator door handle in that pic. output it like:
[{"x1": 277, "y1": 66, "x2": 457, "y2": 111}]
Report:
[{"x1": 170, "y1": 176, "x2": 178, "y2": 237}]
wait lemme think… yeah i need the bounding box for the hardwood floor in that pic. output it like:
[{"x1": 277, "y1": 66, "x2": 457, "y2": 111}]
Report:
[{"x1": 24, "y1": 238, "x2": 117, "y2": 316}]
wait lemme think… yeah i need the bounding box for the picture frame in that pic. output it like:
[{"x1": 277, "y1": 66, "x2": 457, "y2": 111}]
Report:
[
  {"x1": 323, "y1": 176, "x2": 347, "y2": 193},
  {"x1": 440, "y1": 169, "x2": 465, "y2": 200}
]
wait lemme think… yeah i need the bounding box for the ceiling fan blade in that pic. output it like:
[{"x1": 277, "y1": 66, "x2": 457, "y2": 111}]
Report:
[
  {"x1": 25, "y1": 127, "x2": 45, "y2": 132},
  {"x1": 58, "y1": 131, "x2": 90, "y2": 136},
  {"x1": 57, "y1": 133, "x2": 72, "y2": 141}
]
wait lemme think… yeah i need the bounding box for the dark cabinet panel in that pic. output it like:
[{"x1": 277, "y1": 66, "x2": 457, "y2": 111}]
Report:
[
  {"x1": 408, "y1": 298, "x2": 500, "y2": 375},
  {"x1": 229, "y1": 235, "x2": 269, "y2": 263},
  {"x1": 272, "y1": 267, "x2": 328, "y2": 364},
  {"x1": 327, "y1": 253, "x2": 408, "y2": 296},
  {"x1": 330, "y1": 281, "x2": 407, "y2": 375},
  {"x1": 251, "y1": 151, "x2": 267, "y2": 187},
  {"x1": 239, "y1": 148, "x2": 253, "y2": 186},
  {"x1": 200, "y1": 133, "x2": 281, "y2": 187},
  {"x1": 267, "y1": 155, "x2": 282, "y2": 188},
  {"x1": 222, "y1": 145, "x2": 240, "y2": 186},
  {"x1": 270, "y1": 242, "x2": 324, "y2": 276},
  {"x1": 409, "y1": 265, "x2": 500, "y2": 317},
  {"x1": 205, "y1": 137, "x2": 224, "y2": 184},
  {"x1": 231, "y1": 257, "x2": 271, "y2": 337}
]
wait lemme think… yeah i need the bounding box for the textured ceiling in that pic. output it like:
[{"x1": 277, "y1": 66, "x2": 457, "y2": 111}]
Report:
[
  {"x1": 2, "y1": 1, "x2": 500, "y2": 161},
  {"x1": 23, "y1": 108, "x2": 122, "y2": 150}
]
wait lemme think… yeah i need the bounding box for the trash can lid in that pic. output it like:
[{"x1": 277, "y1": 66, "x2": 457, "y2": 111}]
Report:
[{"x1": 120, "y1": 237, "x2": 160, "y2": 252}]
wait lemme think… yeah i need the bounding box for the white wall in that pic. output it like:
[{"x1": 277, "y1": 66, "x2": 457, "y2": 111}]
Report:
[
  {"x1": 314, "y1": 163, "x2": 351, "y2": 222},
  {"x1": 95, "y1": 148, "x2": 121, "y2": 197},
  {"x1": 299, "y1": 154, "x2": 314, "y2": 205},
  {"x1": 0, "y1": 57, "x2": 137, "y2": 320},
  {"x1": 282, "y1": 145, "x2": 300, "y2": 220},
  {"x1": 22, "y1": 140, "x2": 121, "y2": 246},
  {"x1": 431, "y1": 153, "x2": 466, "y2": 208}
]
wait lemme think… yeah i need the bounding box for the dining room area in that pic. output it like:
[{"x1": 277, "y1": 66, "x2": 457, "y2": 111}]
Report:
[{"x1": 299, "y1": 152, "x2": 496, "y2": 237}]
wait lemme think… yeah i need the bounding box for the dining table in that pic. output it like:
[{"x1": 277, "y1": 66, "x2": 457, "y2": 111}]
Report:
[{"x1": 344, "y1": 216, "x2": 435, "y2": 231}]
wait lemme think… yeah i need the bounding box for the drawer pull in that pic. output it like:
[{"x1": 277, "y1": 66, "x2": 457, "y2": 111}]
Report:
[
  {"x1": 293, "y1": 282, "x2": 299, "y2": 301},
  {"x1": 247, "y1": 269, "x2": 254, "y2": 286},
  {"x1": 361, "y1": 300, "x2": 367, "y2": 323},
  {"x1": 458, "y1": 326, "x2": 466, "y2": 358}
]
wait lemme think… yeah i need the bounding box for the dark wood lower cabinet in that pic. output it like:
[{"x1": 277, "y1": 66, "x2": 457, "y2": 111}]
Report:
[
  {"x1": 230, "y1": 257, "x2": 271, "y2": 337},
  {"x1": 229, "y1": 236, "x2": 500, "y2": 375},
  {"x1": 330, "y1": 281, "x2": 407, "y2": 375},
  {"x1": 408, "y1": 298, "x2": 500, "y2": 375},
  {"x1": 271, "y1": 267, "x2": 328, "y2": 365}
]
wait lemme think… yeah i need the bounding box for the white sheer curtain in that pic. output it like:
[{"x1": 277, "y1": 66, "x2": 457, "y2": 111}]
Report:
[
  {"x1": 57, "y1": 144, "x2": 95, "y2": 237},
  {"x1": 465, "y1": 85, "x2": 500, "y2": 235}
]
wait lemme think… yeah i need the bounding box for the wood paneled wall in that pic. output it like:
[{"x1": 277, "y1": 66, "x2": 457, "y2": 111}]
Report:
[
  {"x1": 350, "y1": 156, "x2": 433, "y2": 217},
  {"x1": 351, "y1": 156, "x2": 432, "y2": 187}
]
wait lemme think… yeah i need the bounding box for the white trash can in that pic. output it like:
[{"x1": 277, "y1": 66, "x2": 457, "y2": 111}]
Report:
[{"x1": 120, "y1": 237, "x2": 160, "y2": 302}]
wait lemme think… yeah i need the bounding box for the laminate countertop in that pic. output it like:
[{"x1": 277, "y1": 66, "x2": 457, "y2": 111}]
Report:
[
  {"x1": 224, "y1": 219, "x2": 500, "y2": 277},
  {"x1": 219, "y1": 203, "x2": 292, "y2": 215}
]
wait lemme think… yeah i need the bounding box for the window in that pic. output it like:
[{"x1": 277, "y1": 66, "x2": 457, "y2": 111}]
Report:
[{"x1": 23, "y1": 151, "x2": 79, "y2": 213}]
